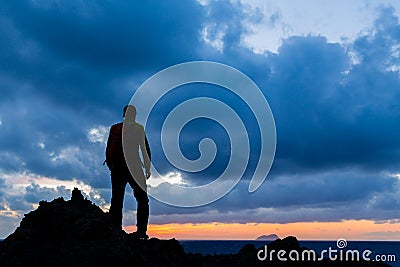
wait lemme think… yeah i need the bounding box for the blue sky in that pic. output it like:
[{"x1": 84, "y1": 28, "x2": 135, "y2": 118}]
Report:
[{"x1": 0, "y1": 0, "x2": 400, "y2": 238}]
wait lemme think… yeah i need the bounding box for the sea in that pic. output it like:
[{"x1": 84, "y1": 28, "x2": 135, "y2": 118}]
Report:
[
  {"x1": 180, "y1": 240, "x2": 400, "y2": 267},
  {"x1": 1, "y1": 239, "x2": 399, "y2": 266}
]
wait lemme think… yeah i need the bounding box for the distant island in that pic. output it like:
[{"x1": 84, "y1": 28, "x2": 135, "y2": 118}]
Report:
[{"x1": 256, "y1": 234, "x2": 279, "y2": 241}]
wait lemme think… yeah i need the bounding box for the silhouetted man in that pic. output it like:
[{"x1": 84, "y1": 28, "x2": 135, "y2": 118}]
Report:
[{"x1": 106, "y1": 105, "x2": 151, "y2": 239}]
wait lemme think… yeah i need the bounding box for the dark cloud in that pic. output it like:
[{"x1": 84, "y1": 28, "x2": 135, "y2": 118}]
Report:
[
  {"x1": 265, "y1": 7, "x2": 400, "y2": 174},
  {"x1": 0, "y1": 93, "x2": 110, "y2": 187},
  {"x1": 0, "y1": 0, "x2": 205, "y2": 112},
  {"x1": 3, "y1": 1, "x2": 203, "y2": 69},
  {"x1": 0, "y1": 178, "x2": 6, "y2": 198},
  {"x1": 0, "y1": 0, "x2": 222, "y2": 189},
  {"x1": 24, "y1": 183, "x2": 71, "y2": 204},
  {"x1": 7, "y1": 195, "x2": 32, "y2": 212}
]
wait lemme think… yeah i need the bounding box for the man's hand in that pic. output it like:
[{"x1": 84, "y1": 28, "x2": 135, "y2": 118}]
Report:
[
  {"x1": 145, "y1": 169, "x2": 151, "y2": 179},
  {"x1": 106, "y1": 160, "x2": 113, "y2": 172}
]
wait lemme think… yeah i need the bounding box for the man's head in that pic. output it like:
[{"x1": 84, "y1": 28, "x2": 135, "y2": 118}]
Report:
[{"x1": 123, "y1": 105, "x2": 137, "y2": 121}]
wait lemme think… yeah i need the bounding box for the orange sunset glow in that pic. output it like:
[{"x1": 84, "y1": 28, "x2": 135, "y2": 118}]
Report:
[{"x1": 125, "y1": 220, "x2": 400, "y2": 241}]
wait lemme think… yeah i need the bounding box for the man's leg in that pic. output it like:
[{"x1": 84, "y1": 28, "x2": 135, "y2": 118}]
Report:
[
  {"x1": 133, "y1": 185, "x2": 149, "y2": 234},
  {"x1": 109, "y1": 170, "x2": 127, "y2": 228},
  {"x1": 127, "y1": 168, "x2": 149, "y2": 235}
]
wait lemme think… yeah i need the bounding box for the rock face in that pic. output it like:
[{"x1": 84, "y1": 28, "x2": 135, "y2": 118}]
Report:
[
  {"x1": 0, "y1": 189, "x2": 392, "y2": 267},
  {"x1": 256, "y1": 234, "x2": 279, "y2": 240},
  {"x1": 0, "y1": 189, "x2": 186, "y2": 267}
]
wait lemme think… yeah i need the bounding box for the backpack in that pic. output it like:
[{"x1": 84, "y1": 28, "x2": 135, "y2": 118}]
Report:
[
  {"x1": 106, "y1": 122, "x2": 124, "y2": 164},
  {"x1": 105, "y1": 122, "x2": 151, "y2": 168}
]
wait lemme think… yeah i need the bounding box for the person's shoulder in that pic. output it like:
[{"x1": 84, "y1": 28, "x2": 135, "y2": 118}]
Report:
[
  {"x1": 110, "y1": 122, "x2": 123, "y2": 130},
  {"x1": 112, "y1": 122, "x2": 123, "y2": 127}
]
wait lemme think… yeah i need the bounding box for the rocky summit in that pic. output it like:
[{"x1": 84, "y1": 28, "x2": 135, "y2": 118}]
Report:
[
  {"x1": 0, "y1": 188, "x2": 186, "y2": 267},
  {"x1": 0, "y1": 189, "x2": 392, "y2": 267}
]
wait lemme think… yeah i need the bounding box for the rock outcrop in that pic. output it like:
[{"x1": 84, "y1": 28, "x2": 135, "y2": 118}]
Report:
[
  {"x1": 0, "y1": 189, "x2": 391, "y2": 267},
  {"x1": 0, "y1": 189, "x2": 186, "y2": 267}
]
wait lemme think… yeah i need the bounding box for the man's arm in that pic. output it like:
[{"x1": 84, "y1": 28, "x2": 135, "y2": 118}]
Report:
[
  {"x1": 105, "y1": 125, "x2": 114, "y2": 170},
  {"x1": 139, "y1": 127, "x2": 151, "y2": 179}
]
